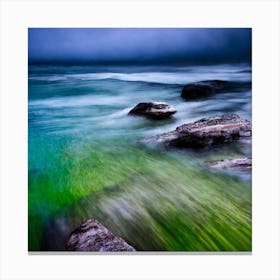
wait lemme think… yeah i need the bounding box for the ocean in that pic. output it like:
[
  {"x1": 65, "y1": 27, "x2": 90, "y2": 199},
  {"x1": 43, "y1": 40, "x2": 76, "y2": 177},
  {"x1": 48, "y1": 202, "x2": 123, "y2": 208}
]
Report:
[{"x1": 28, "y1": 63, "x2": 252, "y2": 251}]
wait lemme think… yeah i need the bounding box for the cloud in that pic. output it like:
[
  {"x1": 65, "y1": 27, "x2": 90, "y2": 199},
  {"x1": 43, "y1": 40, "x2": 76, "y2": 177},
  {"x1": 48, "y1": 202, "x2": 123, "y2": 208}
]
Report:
[{"x1": 28, "y1": 28, "x2": 251, "y2": 64}]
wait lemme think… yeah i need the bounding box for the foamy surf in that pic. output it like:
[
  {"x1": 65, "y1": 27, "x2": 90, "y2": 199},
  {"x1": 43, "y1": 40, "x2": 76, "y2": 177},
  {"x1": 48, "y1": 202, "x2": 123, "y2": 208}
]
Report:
[{"x1": 63, "y1": 70, "x2": 251, "y2": 84}]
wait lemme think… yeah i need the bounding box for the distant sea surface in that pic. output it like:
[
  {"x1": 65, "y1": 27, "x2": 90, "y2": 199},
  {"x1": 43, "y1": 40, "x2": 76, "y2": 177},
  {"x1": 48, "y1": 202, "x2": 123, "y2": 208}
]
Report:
[{"x1": 28, "y1": 63, "x2": 252, "y2": 251}]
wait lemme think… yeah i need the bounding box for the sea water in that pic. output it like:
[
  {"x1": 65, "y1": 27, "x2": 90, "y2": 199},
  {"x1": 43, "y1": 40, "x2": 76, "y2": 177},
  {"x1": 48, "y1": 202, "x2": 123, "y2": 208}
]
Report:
[{"x1": 28, "y1": 63, "x2": 252, "y2": 251}]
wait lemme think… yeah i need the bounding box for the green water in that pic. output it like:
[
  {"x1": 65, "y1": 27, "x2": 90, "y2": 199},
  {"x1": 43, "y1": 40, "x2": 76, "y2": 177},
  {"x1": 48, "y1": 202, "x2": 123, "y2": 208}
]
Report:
[{"x1": 28, "y1": 64, "x2": 252, "y2": 251}]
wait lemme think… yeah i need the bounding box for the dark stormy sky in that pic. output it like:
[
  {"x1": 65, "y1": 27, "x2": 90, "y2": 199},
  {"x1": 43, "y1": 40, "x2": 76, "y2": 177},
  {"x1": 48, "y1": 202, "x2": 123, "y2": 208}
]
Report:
[{"x1": 28, "y1": 28, "x2": 251, "y2": 65}]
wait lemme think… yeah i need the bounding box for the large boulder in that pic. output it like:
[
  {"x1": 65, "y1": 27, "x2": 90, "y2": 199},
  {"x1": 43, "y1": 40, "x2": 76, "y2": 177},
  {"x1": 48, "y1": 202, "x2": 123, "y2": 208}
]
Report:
[
  {"x1": 205, "y1": 157, "x2": 252, "y2": 172},
  {"x1": 144, "y1": 114, "x2": 251, "y2": 148},
  {"x1": 128, "y1": 102, "x2": 176, "y2": 119},
  {"x1": 181, "y1": 80, "x2": 228, "y2": 100},
  {"x1": 67, "y1": 219, "x2": 136, "y2": 252}
]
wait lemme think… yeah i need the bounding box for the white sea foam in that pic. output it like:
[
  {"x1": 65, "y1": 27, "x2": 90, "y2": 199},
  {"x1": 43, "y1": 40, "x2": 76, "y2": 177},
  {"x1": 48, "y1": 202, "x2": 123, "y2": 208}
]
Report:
[
  {"x1": 29, "y1": 75, "x2": 66, "y2": 81},
  {"x1": 29, "y1": 64, "x2": 251, "y2": 84},
  {"x1": 29, "y1": 94, "x2": 130, "y2": 109},
  {"x1": 63, "y1": 70, "x2": 251, "y2": 84}
]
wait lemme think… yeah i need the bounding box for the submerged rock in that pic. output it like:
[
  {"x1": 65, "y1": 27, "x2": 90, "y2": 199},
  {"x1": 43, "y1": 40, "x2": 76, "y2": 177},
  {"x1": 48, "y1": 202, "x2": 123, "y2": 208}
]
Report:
[
  {"x1": 181, "y1": 80, "x2": 228, "y2": 100},
  {"x1": 128, "y1": 102, "x2": 176, "y2": 119},
  {"x1": 205, "y1": 157, "x2": 252, "y2": 171},
  {"x1": 144, "y1": 114, "x2": 251, "y2": 148},
  {"x1": 67, "y1": 219, "x2": 136, "y2": 252}
]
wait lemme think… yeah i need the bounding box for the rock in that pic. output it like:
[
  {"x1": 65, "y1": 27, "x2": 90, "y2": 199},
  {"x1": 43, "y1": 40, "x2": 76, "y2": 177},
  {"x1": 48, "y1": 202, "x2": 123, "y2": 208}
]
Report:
[
  {"x1": 181, "y1": 80, "x2": 228, "y2": 100},
  {"x1": 181, "y1": 83, "x2": 214, "y2": 99},
  {"x1": 128, "y1": 102, "x2": 176, "y2": 119},
  {"x1": 144, "y1": 114, "x2": 251, "y2": 148},
  {"x1": 205, "y1": 157, "x2": 252, "y2": 171},
  {"x1": 67, "y1": 219, "x2": 136, "y2": 252}
]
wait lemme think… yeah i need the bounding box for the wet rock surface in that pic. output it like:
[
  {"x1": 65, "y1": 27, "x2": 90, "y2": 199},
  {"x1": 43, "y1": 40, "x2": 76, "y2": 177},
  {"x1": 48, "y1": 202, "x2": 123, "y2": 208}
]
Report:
[
  {"x1": 205, "y1": 157, "x2": 252, "y2": 171},
  {"x1": 144, "y1": 114, "x2": 251, "y2": 148},
  {"x1": 67, "y1": 219, "x2": 136, "y2": 252},
  {"x1": 181, "y1": 80, "x2": 228, "y2": 100},
  {"x1": 129, "y1": 102, "x2": 176, "y2": 119}
]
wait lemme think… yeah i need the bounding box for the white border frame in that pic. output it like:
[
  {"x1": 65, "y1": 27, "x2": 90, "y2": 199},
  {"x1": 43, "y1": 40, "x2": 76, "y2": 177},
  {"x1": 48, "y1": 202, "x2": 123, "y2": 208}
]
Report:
[{"x1": 1, "y1": 0, "x2": 280, "y2": 279}]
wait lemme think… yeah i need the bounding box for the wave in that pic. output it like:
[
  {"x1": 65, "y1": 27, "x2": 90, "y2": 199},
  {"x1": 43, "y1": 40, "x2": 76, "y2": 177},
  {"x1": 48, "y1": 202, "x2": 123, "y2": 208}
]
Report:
[
  {"x1": 63, "y1": 71, "x2": 251, "y2": 85},
  {"x1": 29, "y1": 75, "x2": 67, "y2": 82},
  {"x1": 29, "y1": 64, "x2": 251, "y2": 85},
  {"x1": 28, "y1": 94, "x2": 131, "y2": 109}
]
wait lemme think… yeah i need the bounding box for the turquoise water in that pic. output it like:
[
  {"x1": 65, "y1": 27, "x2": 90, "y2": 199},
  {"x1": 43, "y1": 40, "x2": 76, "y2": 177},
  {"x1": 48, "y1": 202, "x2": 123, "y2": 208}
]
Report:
[{"x1": 28, "y1": 63, "x2": 252, "y2": 251}]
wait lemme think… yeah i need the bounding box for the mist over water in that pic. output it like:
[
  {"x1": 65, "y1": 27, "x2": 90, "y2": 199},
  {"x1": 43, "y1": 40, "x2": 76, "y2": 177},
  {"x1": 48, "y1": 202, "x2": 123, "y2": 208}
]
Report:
[
  {"x1": 29, "y1": 64, "x2": 251, "y2": 136},
  {"x1": 28, "y1": 63, "x2": 252, "y2": 251}
]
